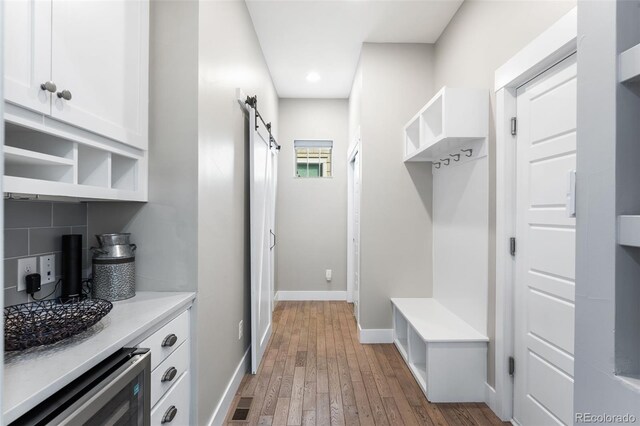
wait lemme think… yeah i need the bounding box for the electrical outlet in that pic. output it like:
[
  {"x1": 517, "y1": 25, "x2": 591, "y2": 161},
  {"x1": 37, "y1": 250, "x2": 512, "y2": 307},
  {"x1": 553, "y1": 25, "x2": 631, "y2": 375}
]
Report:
[
  {"x1": 326, "y1": 269, "x2": 332, "y2": 282},
  {"x1": 238, "y1": 320, "x2": 243, "y2": 340},
  {"x1": 39, "y1": 254, "x2": 56, "y2": 284},
  {"x1": 17, "y1": 257, "x2": 37, "y2": 292}
]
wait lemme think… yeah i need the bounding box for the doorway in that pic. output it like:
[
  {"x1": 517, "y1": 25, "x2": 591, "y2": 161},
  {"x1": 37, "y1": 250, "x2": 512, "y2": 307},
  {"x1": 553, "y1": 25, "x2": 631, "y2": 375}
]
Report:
[
  {"x1": 347, "y1": 141, "x2": 361, "y2": 322},
  {"x1": 513, "y1": 53, "x2": 576, "y2": 426}
]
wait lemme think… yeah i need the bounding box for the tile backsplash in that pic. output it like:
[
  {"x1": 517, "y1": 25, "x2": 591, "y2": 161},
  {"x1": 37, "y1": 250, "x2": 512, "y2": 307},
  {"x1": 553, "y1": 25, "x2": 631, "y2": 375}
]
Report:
[{"x1": 4, "y1": 200, "x2": 89, "y2": 306}]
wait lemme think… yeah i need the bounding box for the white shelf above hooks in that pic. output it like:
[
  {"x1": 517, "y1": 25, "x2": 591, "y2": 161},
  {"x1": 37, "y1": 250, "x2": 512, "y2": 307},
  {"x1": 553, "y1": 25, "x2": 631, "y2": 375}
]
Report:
[{"x1": 403, "y1": 87, "x2": 488, "y2": 164}]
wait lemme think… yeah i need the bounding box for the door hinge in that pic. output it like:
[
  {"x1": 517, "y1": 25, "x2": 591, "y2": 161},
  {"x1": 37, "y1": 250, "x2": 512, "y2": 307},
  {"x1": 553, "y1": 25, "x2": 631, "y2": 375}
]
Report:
[
  {"x1": 509, "y1": 356, "x2": 515, "y2": 376},
  {"x1": 510, "y1": 237, "x2": 516, "y2": 256},
  {"x1": 510, "y1": 117, "x2": 517, "y2": 136}
]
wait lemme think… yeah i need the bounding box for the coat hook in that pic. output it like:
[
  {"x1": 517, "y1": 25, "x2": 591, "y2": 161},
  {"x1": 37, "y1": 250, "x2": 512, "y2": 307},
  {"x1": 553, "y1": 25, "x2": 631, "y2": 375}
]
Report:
[
  {"x1": 461, "y1": 148, "x2": 473, "y2": 157},
  {"x1": 441, "y1": 158, "x2": 450, "y2": 166},
  {"x1": 434, "y1": 162, "x2": 441, "y2": 169},
  {"x1": 450, "y1": 153, "x2": 460, "y2": 162}
]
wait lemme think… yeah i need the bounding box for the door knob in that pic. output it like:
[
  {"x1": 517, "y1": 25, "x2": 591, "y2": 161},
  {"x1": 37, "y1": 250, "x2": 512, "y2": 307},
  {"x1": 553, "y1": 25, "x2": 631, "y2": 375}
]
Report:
[
  {"x1": 161, "y1": 366, "x2": 178, "y2": 382},
  {"x1": 57, "y1": 90, "x2": 72, "y2": 100},
  {"x1": 40, "y1": 81, "x2": 57, "y2": 93}
]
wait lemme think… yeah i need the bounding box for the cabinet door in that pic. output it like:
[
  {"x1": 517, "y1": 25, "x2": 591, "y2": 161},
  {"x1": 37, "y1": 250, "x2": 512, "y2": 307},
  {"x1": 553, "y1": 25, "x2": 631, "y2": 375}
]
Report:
[
  {"x1": 4, "y1": 0, "x2": 52, "y2": 114},
  {"x1": 50, "y1": 0, "x2": 149, "y2": 150}
]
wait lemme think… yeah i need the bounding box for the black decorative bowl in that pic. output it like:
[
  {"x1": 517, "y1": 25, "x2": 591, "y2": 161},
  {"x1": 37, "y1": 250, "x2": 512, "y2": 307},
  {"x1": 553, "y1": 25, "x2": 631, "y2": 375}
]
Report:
[{"x1": 4, "y1": 298, "x2": 113, "y2": 351}]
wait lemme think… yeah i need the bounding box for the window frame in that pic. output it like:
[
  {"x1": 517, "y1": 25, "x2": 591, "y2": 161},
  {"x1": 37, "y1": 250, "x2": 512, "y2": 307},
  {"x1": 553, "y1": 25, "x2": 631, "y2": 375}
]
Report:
[{"x1": 293, "y1": 139, "x2": 334, "y2": 179}]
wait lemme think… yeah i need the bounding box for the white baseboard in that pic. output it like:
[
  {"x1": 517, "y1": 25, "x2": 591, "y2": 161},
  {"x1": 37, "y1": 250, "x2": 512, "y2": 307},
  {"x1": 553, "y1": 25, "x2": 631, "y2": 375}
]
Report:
[
  {"x1": 358, "y1": 323, "x2": 393, "y2": 344},
  {"x1": 208, "y1": 348, "x2": 250, "y2": 426},
  {"x1": 485, "y1": 382, "x2": 498, "y2": 416},
  {"x1": 275, "y1": 291, "x2": 347, "y2": 301}
]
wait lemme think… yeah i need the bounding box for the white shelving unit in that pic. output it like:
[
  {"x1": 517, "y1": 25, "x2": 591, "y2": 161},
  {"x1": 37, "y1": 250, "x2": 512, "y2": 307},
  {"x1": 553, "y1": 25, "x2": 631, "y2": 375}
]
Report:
[
  {"x1": 403, "y1": 87, "x2": 488, "y2": 163},
  {"x1": 391, "y1": 298, "x2": 488, "y2": 403},
  {"x1": 3, "y1": 121, "x2": 147, "y2": 201},
  {"x1": 619, "y1": 43, "x2": 640, "y2": 83}
]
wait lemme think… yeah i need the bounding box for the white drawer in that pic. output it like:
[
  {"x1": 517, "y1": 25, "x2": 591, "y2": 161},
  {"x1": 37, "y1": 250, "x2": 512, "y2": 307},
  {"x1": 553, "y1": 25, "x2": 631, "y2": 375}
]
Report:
[
  {"x1": 139, "y1": 310, "x2": 190, "y2": 370},
  {"x1": 151, "y1": 372, "x2": 190, "y2": 426},
  {"x1": 151, "y1": 340, "x2": 190, "y2": 407}
]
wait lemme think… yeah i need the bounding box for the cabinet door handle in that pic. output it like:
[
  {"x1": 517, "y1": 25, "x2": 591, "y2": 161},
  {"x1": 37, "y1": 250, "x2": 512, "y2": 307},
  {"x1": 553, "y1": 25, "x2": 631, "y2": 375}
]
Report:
[
  {"x1": 40, "y1": 81, "x2": 57, "y2": 93},
  {"x1": 161, "y1": 366, "x2": 178, "y2": 382},
  {"x1": 161, "y1": 406, "x2": 178, "y2": 424},
  {"x1": 57, "y1": 89, "x2": 72, "y2": 100},
  {"x1": 162, "y1": 333, "x2": 178, "y2": 347}
]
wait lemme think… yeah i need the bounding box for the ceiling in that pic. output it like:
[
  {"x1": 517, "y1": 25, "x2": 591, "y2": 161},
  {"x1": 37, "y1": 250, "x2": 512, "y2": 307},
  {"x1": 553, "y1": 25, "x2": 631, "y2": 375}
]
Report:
[{"x1": 245, "y1": 0, "x2": 463, "y2": 99}]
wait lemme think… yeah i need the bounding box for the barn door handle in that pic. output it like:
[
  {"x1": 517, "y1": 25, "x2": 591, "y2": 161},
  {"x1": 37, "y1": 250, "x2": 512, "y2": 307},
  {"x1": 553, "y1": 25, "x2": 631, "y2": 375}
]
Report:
[{"x1": 270, "y1": 229, "x2": 276, "y2": 250}]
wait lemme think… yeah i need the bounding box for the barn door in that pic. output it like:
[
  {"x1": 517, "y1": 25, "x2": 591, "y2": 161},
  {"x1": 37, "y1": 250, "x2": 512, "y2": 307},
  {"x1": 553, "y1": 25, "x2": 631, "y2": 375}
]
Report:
[{"x1": 249, "y1": 104, "x2": 274, "y2": 374}]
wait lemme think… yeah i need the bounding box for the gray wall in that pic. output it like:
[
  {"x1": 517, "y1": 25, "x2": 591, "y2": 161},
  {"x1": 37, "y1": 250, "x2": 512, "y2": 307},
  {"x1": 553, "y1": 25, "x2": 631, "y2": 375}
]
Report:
[
  {"x1": 276, "y1": 99, "x2": 348, "y2": 293},
  {"x1": 352, "y1": 43, "x2": 435, "y2": 330},
  {"x1": 88, "y1": 1, "x2": 278, "y2": 423},
  {"x1": 196, "y1": 1, "x2": 278, "y2": 424},
  {"x1": 431, "y1": 0, "x2": 576, "y2": 387},
  {"x1": 4, "y1": 200, "x2": 88, "y2": 305}
]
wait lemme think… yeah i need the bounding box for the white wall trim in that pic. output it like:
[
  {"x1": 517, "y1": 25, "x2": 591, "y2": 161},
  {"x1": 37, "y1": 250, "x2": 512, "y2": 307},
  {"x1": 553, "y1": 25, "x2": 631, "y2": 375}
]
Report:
[
  {"x1": 358, "y1": 323, "x2": 393, "y2": 344},
  {"x1": 346, "y1": 135, "x2": 361, "y2": 307},
  {"x1": 208, "y1": 348, "x2": 250, "y2": 426},
  {"x1": 485, "y1": 382, "x2": 498, "y2": 415},
  {"x1": 275, "y1": 291, "x2": 347, "y2": 301},
  {"x1": 493, "y1": 7, "x2": 577, "y2": 423},
  {"x1": 494, "y1": 8, "x2": 577, "y2": 91}
]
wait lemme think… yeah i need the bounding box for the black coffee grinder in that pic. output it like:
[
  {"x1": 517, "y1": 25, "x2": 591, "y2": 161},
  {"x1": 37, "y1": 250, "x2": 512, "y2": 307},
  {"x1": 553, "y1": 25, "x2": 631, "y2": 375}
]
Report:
[{"x1": 61, "y1": 234, "x2": 83, "y2": 302}]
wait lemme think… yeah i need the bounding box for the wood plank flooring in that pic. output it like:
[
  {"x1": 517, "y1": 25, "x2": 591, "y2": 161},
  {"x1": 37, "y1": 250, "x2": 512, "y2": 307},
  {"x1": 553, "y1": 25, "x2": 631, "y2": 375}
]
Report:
[{"x1": 224, "y1": 301, "x2": 508, "y2": 426}]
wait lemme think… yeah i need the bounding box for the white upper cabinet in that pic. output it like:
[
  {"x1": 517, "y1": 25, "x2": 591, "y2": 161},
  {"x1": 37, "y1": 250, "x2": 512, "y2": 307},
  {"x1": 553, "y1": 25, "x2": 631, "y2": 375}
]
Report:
[
  {"x1": 4, "y1": 0, "x2": 52, "y2": 115},
  {"x1": 4, "y1": 0, "x2": 149, "y2": 151},
  {"x1": 50, "y1": 0, "x2": 149, "y2": 149}
]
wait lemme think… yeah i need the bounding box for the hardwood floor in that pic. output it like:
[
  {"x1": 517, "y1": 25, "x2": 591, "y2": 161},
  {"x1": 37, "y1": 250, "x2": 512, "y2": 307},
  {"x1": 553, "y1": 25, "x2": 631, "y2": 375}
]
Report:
[{"x1": 224, "y1": 301, "x2": 508, "y2": 426}]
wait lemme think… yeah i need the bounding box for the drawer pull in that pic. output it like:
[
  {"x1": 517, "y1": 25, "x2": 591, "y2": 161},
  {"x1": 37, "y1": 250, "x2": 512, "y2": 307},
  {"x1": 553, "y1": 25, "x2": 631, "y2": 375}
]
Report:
[
  {"x1": 162, "y1": 366, "x2": 178, "y2": 382},
  {"x1": 162, "y1": 334, "x2": 178, "y2": 347},
  {"x1": 162, "y1": 406, "x2": 178, "y2": 424}
]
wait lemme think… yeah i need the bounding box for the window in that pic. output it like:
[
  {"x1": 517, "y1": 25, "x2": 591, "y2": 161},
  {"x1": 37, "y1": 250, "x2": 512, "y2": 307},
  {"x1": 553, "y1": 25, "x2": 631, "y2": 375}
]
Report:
[{"x1": 294, "y1": 140, "x2": 333, "y2": 178}]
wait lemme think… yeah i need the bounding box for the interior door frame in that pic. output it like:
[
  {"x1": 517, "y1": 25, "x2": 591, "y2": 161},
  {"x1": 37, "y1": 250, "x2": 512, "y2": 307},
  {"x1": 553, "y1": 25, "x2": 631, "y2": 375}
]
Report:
[
  {"x1": 346, "y1": 129, "x2": 361, "y2": 315},
  {"x1": 492, "y1": 8, "x2": 577, "y2": 421}
]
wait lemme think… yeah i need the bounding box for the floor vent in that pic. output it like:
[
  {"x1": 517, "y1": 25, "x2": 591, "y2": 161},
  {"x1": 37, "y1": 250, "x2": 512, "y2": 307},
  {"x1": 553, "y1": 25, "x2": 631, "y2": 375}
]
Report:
[{"x1": 230, "y1": 397, "x2": 253, "y2": 422}]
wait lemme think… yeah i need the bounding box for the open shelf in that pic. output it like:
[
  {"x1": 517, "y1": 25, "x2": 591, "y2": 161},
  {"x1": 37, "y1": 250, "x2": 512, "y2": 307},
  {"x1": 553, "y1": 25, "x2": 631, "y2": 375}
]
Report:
[
  {"x1": 393, "y1": 307, "x2": 409, "y2": 360},
  {"x1": 618, "y1": 215, "x2": 640, "y2": 247},
  {"x1": 403, "y1": 87, "x2": 488, "y2": 163},
  {"x1": 78, "y1": 145, "x2": 110, "y2": 187},
  {"x1": 620, "y1": 43, "x2": 640, "y2": 83},
  {"x1": 3, "y1": 120, "x2": 147, "y2": 201},
  {"x1": 4, "y1": 146, "x2": 74, "y2": 168},
  {"x1": 111, "y1": 154, "x2": 138, "y2": 191},
  {"x1": 408, "y1": 326, "x2": 427, "y2": 389}
]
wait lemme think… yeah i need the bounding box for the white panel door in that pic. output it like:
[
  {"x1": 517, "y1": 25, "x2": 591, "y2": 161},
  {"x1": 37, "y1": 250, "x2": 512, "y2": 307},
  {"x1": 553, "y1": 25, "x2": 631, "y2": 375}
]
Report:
[
  {"x1": 4, "y1": 0, "x2": 52, "y2": 114},
  {"x1": 514, "y1": 53, "x2": 576, "y2": 426},
  {"x1": 50, "y1": 0, "x2": 148, "y2": 149},
  {"x1": 250, "y1": 107, "x2": 273, "y2": 374},
  {"x1": 353, "y1": 151, "x2": 361, "y2": 321}
]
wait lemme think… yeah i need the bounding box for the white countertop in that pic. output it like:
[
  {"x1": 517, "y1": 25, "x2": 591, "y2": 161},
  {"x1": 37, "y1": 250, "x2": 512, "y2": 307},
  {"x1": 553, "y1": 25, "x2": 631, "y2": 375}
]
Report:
[{"x1": 3, "y1": 291, "x2": 196, "y2": 424}]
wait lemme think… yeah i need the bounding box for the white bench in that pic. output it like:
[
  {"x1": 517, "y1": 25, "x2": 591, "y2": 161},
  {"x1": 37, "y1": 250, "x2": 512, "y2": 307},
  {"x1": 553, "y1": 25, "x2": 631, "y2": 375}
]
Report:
[{"x1": 391, "y1": 298, "x2": 488, "y2": 403}]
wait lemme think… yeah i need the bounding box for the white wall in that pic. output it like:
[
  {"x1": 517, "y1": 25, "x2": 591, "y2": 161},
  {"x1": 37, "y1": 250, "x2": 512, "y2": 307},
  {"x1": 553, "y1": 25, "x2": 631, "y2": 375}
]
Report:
[
  {"x1": 276, "y1": 99, "x2": 348, "y2": 293},
  {"x1": 352, "y1": 43, "x2": 435, "y2": 331},
  {"x1": 431, "y1": 0, "x2": 576, "y2": 386}
]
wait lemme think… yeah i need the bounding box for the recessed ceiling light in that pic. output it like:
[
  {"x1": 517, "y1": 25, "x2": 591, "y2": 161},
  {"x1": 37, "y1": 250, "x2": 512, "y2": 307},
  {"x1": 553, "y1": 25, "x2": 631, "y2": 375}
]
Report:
[{"x1": 306, "y1": 72, "x2": 321, "y2": 83}]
